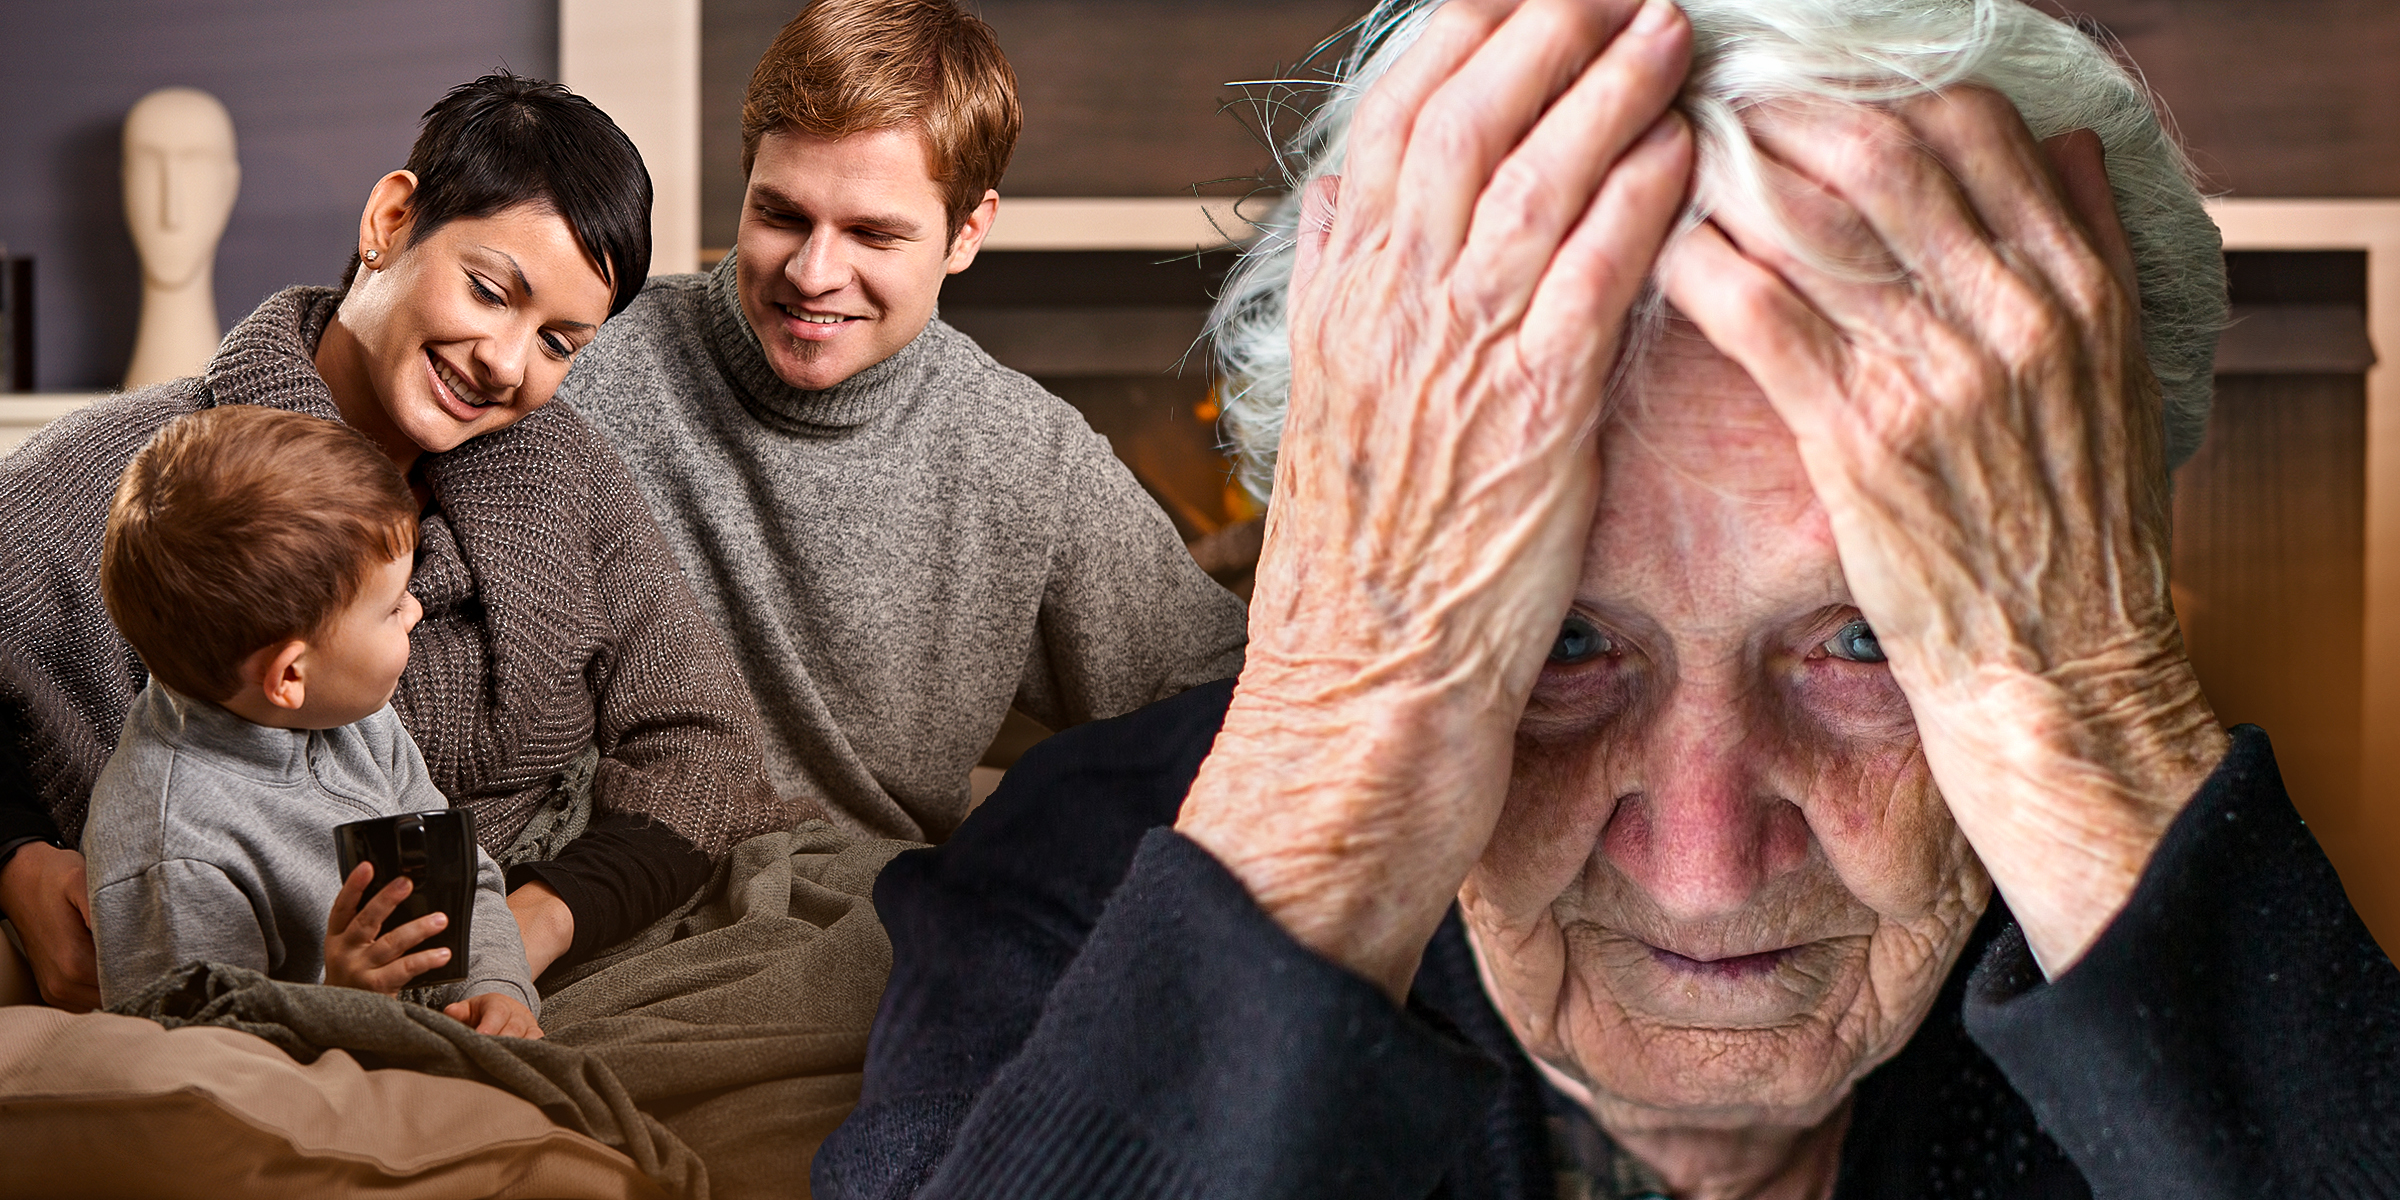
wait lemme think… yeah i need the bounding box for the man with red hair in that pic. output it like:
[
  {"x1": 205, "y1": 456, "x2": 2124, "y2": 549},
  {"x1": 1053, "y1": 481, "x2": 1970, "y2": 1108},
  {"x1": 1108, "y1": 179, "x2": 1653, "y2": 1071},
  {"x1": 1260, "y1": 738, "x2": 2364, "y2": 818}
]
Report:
[{"x1": 564, "y1": 0, "x2": 1247, "y2": 845}]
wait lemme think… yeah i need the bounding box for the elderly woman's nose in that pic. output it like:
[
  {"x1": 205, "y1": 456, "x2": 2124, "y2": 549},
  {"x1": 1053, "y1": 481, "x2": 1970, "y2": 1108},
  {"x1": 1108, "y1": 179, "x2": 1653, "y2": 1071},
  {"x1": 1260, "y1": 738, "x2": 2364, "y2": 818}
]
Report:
[{"x1": 1599, "y1": 702, "x2": 1814, "y2": 921}]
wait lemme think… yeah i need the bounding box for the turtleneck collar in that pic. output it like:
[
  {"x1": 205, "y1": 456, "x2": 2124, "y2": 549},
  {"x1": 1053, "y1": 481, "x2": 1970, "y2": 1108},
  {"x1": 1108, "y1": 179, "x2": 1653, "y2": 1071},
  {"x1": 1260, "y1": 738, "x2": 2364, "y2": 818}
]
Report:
[
  {"x1": 199, "y1": 286, "x2": 347, "y2": 422},
  {"x1": 703, "y1": 249, "x2": 942, "y2": 434},
  {"x1": 137, "y1": 683, "x2": 314, "y2": 784}
]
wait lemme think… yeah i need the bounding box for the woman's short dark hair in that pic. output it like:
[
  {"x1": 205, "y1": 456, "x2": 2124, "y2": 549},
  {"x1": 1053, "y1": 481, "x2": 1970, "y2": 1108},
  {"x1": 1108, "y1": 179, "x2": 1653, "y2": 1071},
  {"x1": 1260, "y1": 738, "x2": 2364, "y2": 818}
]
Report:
[{"x1": 342, "y1": 72, "x2": 652, "y2": 318}]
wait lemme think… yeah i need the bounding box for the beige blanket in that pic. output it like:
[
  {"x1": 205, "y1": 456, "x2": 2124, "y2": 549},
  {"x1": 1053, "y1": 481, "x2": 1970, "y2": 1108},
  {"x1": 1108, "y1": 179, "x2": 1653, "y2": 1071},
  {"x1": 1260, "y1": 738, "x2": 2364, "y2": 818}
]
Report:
[{"x1": 115, "y1": 822, "x2": 915, "y2": 1200}]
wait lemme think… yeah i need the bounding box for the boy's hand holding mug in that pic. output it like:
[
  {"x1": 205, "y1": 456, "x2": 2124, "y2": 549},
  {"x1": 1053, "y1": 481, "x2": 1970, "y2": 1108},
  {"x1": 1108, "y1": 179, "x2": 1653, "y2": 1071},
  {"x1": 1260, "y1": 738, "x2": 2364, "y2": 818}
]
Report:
[
  {"x1": 322, "y1": 862, "x2": 544, "y2": 1038},
  {"x1": 322, "y1": 860, "x2": 453, "y2": 993}
]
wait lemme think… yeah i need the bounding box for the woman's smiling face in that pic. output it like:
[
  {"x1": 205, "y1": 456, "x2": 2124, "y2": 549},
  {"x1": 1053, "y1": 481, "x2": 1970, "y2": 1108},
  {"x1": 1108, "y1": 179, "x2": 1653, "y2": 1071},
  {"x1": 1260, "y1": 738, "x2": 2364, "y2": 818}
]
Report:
[
  {"x1": 1460, "y1": 321, "x2": 1992, "y2": 1134},
  {"x1": 337, "y1": 198, "x2": 612, "y2": 459}
]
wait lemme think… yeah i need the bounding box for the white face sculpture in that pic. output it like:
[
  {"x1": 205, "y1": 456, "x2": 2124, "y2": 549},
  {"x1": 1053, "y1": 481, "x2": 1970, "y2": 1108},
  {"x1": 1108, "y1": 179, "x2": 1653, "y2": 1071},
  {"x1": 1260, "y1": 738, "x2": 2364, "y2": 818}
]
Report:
[{"x1": 122, "y1": 87, "x2": 241, "y2": 291}]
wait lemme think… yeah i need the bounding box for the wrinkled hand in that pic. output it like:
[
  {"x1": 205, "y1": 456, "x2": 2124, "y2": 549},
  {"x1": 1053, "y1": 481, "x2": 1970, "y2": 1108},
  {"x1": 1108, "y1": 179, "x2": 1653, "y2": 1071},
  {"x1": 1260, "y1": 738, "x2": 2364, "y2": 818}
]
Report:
[
  {"x1": 1659, "y1": 90, "x2": 2226, "y2": 974},
  {"x1": 1177, "y1": 0, "x2": 1693, "y2": 998},
  {"x1": 0, "y1": 843, "x2": 101, "y2": 1011},
  {"x1": 322, "y1": 861, "x2": 452, "y2": 994},
  {"x1": 444, "y1": 990, "x2": 543, "y2": 1039}
]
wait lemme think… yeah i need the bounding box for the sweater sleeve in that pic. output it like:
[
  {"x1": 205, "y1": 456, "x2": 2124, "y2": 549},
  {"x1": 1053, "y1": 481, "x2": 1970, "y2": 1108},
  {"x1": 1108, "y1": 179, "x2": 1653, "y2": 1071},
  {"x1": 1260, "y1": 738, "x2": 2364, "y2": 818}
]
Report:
[
  {"x1": 578, "y1": 428, "x2": 799, "y2": 860},
  {"x1": 0, "y1": 690, "x2": 59, "y2": 851},
  {"x1": 458, "y1": 841, "x2": 539, "y2": 1014},
  {"x1": 1964, "y1": 725, "x2": 2400, "y2": 1198},
  {"x1": 506, "y1": 814, "x2": 709, "y2": 970},
  {"x1": 90, "y1": 859, "x2": 271, "y2": 1009},
  {"x1": 1010, "y1": 427, "x2": 1248, "y2": 733},
  {"x1": 813, "y1": 683, "x2": 1505, "y2": 1200}
]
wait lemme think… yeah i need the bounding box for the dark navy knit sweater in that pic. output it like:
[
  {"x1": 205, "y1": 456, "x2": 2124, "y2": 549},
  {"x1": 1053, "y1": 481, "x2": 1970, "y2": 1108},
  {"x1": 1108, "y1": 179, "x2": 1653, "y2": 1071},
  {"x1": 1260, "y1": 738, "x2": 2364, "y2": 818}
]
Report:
[{"x1": 817, "y1": 680, "x2": 2400, "y2": 1199}]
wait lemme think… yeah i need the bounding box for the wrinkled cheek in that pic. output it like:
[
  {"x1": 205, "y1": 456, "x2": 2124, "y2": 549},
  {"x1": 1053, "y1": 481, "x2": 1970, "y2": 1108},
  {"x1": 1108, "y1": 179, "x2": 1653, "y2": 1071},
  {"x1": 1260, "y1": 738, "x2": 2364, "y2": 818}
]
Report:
[
  {"x1": 1458, "y1": 905, "x2": 1574, "y2": 1067},
  {"x1": 1458, "y1": 739, "x2": 1636, "y2": 1066},
  {"x1": 1792, "y1": 744, "x2": 1986, "y2": 924},
  {"x1": 1474, "y1": 735, "x2": 1632, "y2": 919}
]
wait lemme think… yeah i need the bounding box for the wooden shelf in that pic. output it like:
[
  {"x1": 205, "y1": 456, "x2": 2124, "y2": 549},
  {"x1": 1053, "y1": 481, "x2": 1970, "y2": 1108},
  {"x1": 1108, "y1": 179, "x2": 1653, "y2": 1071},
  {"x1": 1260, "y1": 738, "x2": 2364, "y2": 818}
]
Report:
[{"x1": 984, "y1": 197, "x2": 1265, "y2": 251}]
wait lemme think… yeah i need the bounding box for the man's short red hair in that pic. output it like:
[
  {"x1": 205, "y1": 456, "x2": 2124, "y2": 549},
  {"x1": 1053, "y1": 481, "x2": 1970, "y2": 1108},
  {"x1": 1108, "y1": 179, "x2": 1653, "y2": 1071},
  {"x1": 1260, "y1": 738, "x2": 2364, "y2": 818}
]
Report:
[
  {"x1": 100, "y1": 406, "x2": 419, "y2": 703},
  {"x1": 741, "y1": 0, "x2": 1023, "y2": 237}
]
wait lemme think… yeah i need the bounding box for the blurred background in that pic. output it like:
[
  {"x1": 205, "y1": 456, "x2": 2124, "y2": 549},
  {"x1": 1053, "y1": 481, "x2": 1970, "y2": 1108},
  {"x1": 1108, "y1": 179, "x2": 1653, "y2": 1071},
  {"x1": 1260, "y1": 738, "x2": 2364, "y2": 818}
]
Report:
[{"x1": 4, "y1": 0, "x2": 2397, "y2": 950}]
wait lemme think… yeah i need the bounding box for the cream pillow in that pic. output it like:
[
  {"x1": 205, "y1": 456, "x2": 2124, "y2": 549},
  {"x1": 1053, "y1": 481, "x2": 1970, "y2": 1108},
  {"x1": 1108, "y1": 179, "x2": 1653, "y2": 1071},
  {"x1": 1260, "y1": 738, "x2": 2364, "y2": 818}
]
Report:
[{"x1": 0, "y1": 1007, "x2": 669, "y2": 1199}]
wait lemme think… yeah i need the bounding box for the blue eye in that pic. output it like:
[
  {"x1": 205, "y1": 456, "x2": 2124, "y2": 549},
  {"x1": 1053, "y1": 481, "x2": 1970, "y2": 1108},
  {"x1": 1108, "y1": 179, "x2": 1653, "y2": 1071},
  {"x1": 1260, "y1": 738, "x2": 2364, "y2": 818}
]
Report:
[
  {"x1": 1549, "y1": 614, "x2": 1614, "y2": 664},
  {"x1": 1824, "y1": 619, "x2": 1886, "y2": 663}
]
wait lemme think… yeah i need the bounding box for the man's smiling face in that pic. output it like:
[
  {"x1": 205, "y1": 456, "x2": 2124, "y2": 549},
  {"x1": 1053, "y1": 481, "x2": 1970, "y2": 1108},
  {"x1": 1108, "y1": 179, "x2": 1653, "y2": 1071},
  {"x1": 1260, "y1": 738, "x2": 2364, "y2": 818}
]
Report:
[{"x1": 734, "y1": 126, "x2": 987, "y2": 392}]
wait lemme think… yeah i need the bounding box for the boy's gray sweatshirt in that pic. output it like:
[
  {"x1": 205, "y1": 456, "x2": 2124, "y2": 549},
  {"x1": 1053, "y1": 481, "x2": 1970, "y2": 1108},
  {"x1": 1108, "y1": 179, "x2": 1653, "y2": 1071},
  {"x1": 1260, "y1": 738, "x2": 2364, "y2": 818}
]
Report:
[{"x1": 82, "y1": 682, "x2": 536, "y2": 1014}]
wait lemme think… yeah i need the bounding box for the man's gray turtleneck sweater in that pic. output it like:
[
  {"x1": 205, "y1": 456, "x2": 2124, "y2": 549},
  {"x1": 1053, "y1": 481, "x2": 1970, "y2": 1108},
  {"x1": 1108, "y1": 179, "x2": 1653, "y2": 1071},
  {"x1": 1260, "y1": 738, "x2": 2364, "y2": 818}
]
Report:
[{"x1": 560, "y1": 254, "x2": 1247, "y2": 842}]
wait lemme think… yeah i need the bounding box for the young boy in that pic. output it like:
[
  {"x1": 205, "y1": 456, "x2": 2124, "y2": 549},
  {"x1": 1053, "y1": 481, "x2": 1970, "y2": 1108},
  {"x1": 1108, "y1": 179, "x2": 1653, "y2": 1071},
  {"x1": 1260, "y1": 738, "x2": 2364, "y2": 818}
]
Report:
[{"x1": 80, "y1": 405, "x2": 539, "y2": 1037}]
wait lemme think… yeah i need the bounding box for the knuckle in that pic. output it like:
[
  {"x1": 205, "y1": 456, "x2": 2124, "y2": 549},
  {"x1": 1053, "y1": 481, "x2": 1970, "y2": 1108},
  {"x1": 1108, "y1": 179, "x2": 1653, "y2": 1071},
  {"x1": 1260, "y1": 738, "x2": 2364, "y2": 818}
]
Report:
[
  {"x1": 1952, "y1": 86, "x2": 2017, "y2": 124},
  {"x1": 1472, "y1": 168, "x2": 1566, "y2": 251},
  {"x1": 1721, "y1": 270, "x2": 1784, "y2": 330},
  {"x1": 1831, "y1": 111, "x2": 1914, "y2": 181},
  {"x1": 1933, "y1": 350, "x2": 2008, "y2": 406},
  {"x1": 1965, "y1": 273, "x2": 2075, "y2": 367},
  {"x1": 2055, "y1": 255, "x2": 2124, "y2": 326},
  {"x1": 1351, "y1": 103, "x2": 1407, "y2": 158},
  {"x1": 1412, "y1": 102, "x2": 1491, "y2": 171}
]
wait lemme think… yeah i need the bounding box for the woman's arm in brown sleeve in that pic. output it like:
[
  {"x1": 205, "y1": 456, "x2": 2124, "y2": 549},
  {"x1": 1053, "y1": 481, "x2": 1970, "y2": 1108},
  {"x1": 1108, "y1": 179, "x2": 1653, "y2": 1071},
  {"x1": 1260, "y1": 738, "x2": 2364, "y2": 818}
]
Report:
[
  {"x1": 503, "y1": 426, "x2": 803, "y2": 972},
  {"x1": 577, "y1": 441, "x2": 801, "y2": 854}
]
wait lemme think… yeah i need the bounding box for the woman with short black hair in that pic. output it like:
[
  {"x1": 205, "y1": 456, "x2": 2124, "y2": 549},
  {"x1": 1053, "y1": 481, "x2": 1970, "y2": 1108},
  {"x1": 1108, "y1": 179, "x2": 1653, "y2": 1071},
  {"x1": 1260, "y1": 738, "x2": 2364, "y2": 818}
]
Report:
[{"x1": 0, "y1": 72, "x2": 799, "y2": 1011}]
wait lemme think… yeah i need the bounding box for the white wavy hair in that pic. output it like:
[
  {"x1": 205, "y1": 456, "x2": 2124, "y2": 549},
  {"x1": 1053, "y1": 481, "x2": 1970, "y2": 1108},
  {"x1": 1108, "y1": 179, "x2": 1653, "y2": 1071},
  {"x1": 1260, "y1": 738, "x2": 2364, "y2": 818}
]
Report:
[{"x1": 1211, "y1": 0, "x2": 2226, "y2": 502}]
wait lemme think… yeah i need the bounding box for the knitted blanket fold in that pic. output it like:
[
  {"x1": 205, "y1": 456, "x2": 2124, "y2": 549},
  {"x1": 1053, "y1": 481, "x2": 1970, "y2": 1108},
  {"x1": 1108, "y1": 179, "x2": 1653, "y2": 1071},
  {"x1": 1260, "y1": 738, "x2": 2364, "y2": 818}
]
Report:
[{"x1": 114, "y1": 821, "x2": 915, "y2": 1200}]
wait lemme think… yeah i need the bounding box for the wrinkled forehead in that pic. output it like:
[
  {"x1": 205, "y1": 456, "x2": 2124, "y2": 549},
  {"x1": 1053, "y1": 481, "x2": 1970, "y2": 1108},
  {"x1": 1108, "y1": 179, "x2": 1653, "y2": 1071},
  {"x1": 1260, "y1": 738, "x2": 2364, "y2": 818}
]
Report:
[
  {"x1": 1585, "y1": 319, "x2": 1839, "y2": 608},
  {"x1": 1601, "y1": 319, "x2": 1809, "y2": 495}
]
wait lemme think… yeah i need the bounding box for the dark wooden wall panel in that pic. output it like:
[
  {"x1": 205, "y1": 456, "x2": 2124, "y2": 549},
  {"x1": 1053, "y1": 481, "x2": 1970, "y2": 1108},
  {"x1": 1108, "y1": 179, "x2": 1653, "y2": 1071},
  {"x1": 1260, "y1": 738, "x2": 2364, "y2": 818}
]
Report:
[
  {"x1": 2173, "y1": 374, "x2": 2369, "y2": 895},
  {"x1": 702, "y1": 0, "x2": 1376, "y2": 247},
  {"x1": 2171, "y1": 252, "x2": 2384, "y2": 942},
  {"x1": 2044, "y1": 0, "x2": 2400, "y2": 197},
  {"x1": 0, "y1": 0, "x2": 557, "y2": 390}
]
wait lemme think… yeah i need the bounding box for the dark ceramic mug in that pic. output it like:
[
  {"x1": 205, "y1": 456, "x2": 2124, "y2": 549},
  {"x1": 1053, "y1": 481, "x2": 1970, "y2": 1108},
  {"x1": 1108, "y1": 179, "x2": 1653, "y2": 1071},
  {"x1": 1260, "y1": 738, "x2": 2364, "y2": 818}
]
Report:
[{"x1": 333, "y1": 809, "x2": 476, "y2": 986}]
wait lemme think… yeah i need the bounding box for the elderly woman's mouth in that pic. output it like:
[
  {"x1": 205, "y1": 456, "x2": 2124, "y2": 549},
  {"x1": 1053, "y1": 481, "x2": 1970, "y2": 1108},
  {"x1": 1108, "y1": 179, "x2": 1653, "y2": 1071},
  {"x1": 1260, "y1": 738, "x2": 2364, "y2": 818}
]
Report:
[
  {"x1": 1597, "y1": 934, "x2": 1855, "y2": 1027},
  {"x1": 1647, "y1": 943, "x2": 1798, "y2": 980}
]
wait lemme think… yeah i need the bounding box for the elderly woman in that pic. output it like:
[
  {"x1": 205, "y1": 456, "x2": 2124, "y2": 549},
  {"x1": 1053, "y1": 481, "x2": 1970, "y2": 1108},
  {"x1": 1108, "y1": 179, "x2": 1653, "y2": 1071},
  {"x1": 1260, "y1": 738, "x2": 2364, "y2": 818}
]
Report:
[{"x1": 816, "y1": 0, "x2": 2400, "y2": 1196}]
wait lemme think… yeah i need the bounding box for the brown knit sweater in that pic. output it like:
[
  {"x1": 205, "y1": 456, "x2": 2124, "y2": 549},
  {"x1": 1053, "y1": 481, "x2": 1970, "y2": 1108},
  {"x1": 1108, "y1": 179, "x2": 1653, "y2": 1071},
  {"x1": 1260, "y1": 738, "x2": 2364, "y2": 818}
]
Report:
[{"x1": 0, "y1": 288, "x2": 798, "y2": 881}]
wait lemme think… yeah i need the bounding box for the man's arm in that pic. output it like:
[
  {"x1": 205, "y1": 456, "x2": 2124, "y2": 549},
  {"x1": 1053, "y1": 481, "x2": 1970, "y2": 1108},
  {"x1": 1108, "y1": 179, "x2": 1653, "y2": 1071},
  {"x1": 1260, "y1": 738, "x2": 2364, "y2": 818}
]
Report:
[{"x1": 1011, "y1": 426, "x2": 1247, "y2": 733}]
